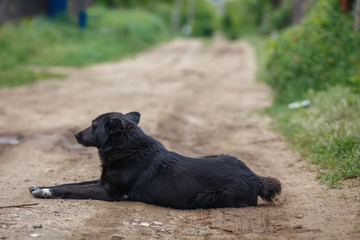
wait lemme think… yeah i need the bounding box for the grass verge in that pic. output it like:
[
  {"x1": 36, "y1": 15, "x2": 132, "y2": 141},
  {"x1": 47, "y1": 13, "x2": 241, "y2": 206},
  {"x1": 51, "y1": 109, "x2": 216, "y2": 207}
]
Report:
[
  {"x1": 266, "y1": 86, "x2": 360, "y2": 188},
  {"x1": 0, "y1": 6, "x2": 170, "y2": 88},
  {"x1": 248, "y1": 0, "x2": 360, "y2": 188}
]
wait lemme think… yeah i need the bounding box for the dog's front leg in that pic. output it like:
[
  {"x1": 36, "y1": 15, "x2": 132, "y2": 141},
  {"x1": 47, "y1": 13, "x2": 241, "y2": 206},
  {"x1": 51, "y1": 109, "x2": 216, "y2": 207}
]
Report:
[
  {"x1": 29, "y1": 181, "x2": 119, "y2": 201},
  {"x1": 41, "y1": 179, "x2": 101, "y2": 188}
]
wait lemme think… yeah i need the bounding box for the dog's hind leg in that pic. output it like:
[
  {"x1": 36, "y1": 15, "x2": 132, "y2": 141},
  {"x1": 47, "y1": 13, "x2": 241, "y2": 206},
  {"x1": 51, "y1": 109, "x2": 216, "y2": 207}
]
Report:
[
  {"x1": 192, "y1": 188, "x2": 253, "y2": 208},
  {"x1": 192, "y1": 188, "x2": 234, "y2": 208},
  {"x1": 29, "y1": 181, "x2": 120, "y2": 201}
]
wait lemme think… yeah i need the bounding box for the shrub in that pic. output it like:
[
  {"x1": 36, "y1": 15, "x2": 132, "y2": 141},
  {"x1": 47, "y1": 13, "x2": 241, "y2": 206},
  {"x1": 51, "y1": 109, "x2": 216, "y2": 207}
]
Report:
[
  {"x1": 152, "y1": 0, "x2": 218, "y2": 37},
  {"x1": 264, "y1": 0, "x2": 360, "y2": 103},
  {"x1": 260, "y1": 0, "x2": 292, "y2": 34},
  {"x1": 187, "y1": 0, "x2": 218, "y2": 37},
  {"x1": 222, "y1": 0, "x2": 265, "y2": 39},
  {"x1": 221, "y1": 0, "x2": 292, "y2": 39}
]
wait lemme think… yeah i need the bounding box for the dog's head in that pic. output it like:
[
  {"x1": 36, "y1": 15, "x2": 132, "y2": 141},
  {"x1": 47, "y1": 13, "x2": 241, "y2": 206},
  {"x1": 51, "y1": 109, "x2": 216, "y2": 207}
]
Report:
[{"x1": 75, "y1": 112, "x2": 141, "y2": 149}]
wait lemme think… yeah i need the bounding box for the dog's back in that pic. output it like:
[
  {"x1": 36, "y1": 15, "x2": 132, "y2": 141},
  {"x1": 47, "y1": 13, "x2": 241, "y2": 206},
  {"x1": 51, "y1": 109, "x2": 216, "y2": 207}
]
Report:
[{"x1": 125, "y1": 152, "x2": 281, "y2": 209}]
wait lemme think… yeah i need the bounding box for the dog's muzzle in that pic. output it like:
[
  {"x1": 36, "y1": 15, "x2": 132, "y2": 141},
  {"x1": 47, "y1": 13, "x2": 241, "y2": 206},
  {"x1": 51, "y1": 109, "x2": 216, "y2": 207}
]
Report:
[{"x1": 74, "y1": 132, "x2": 82, "y2": 143}]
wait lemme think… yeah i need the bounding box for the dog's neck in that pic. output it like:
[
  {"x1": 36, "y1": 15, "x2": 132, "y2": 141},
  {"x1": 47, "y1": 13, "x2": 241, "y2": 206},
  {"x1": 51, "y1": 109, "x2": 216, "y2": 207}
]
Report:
[{"x1": 98, "y1": 133, "x2": 167, "y2": 168}]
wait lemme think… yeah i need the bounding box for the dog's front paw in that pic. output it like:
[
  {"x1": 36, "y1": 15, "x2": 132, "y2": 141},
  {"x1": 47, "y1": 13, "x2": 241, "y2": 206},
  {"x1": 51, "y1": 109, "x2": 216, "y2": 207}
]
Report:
[{"x1": 29, "y1": 186, "x2": 53, "y2": 198}]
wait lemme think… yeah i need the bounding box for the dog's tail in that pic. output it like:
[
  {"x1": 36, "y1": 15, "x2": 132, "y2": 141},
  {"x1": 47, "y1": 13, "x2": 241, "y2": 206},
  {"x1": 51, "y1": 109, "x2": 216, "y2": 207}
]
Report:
[{"x1": 258, "y1": 176, "x2": 281, "y2": 202}]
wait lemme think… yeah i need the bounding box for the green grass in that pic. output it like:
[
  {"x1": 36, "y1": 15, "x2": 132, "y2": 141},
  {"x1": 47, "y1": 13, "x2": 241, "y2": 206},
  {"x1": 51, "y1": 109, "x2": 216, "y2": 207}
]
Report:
[
  {"x1": 0, "y1": 6, "x2": 170, "y2": 87},
  {"x1": 249, "y1": 0, "x2": 360, "y2": 188},
  {"x1": 266, "y1": 86, "x2": 360, "y2": 188},
  {"x1": 250, "y1": 34, "x2": 360, "y2": 188},
  {"x1": 242, "y1": 35, "x2": 268, "y2": 83},
  {"x1": 0, "y1": 68, "x2": 65, "y2": 87}
]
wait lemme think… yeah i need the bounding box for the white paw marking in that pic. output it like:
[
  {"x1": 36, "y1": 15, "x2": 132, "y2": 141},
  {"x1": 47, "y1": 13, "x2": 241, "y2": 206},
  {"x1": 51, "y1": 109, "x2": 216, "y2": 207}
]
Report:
[
  {"x1": 40, "y1": 188, "x2": 51, "y2": 197},
  {"x1": 30, "y1": 186, "x2": 52, "y2": 198}
]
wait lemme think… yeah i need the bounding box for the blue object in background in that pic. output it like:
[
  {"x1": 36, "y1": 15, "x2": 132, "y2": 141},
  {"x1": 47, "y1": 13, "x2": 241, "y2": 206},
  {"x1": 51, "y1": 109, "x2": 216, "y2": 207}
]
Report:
[
  {"x1": 78, "y1": 9, "x2": 87, "y2": 29},
  {"x1": 48, "y1": 0, "x2": 67, "y2": 18}
]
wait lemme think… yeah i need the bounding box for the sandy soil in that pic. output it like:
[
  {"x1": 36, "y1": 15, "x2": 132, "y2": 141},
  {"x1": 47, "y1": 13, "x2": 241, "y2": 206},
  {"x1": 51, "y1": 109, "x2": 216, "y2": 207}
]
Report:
[{"x1": 0, "y1": 38, "x2": 359, "y2": 240}]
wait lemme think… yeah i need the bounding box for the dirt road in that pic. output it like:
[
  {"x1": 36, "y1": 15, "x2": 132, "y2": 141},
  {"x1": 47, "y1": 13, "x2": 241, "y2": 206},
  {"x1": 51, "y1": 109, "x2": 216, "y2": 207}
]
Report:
[{"x1": 0, "y1": 38, "x2": 359, "y2": 240}]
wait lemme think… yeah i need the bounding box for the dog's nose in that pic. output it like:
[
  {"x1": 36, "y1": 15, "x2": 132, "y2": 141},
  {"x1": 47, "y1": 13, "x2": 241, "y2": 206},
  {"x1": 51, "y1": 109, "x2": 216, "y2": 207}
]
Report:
[{"x1": 74, "y1": 132, "x2": 81, "y2": 142}]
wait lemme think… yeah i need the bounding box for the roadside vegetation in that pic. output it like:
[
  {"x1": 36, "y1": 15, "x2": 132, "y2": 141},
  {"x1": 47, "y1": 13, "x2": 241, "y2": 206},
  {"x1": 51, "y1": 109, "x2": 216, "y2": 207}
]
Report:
[
  {"x1": 0, "y1": 6, "x2": 169, "y2": 87},
  {"x1": 222, "y1": 0, "x2": 360, "y2": 187},
  {"x1": 99, "y1": 0, "x2": 218, "y2": 37},
  {"x1": 0, "y1": 0, "x2": 219, "y2": 88},
  {"x1": 221, "y1": 0, "x2": 292, "y2": 39}
]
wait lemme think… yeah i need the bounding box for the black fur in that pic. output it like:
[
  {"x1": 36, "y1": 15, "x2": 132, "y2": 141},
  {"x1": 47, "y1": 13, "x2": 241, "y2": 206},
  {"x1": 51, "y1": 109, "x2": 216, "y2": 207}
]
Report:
[{"x1": 29, "y1": 112, "x2": 281, "y2": 209}]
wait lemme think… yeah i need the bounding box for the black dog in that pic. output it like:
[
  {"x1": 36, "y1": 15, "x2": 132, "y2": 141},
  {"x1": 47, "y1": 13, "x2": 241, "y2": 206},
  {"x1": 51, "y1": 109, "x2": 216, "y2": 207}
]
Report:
[{"x1": 30, "y1": 112, "x2": 281, "y2": 209}]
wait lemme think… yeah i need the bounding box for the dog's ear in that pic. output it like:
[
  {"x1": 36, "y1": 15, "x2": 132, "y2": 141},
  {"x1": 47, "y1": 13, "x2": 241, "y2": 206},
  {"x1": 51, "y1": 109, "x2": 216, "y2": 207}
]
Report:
[
  {"x1": 104, "y1": 117, "x2": 126, "y2": 135},
  {"x1": 125, "y1": 112, "x2": 141, "y2": 124}
]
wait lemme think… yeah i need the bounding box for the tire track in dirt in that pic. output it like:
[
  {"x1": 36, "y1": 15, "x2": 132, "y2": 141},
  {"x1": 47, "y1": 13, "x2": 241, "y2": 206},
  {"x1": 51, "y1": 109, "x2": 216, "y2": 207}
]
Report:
[{"x1": 0, "y1": 38, "x2": 359, "y2": 240}]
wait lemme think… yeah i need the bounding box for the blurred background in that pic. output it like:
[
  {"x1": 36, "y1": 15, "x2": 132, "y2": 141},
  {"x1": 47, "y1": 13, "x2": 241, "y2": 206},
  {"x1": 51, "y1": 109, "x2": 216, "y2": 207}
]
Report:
[
  {"x1": 0, "y1": 0, "x2": 359, "y2": 89},
  {"x1": 0, "y1": 0, "x2": 359, "y2": 186}
]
